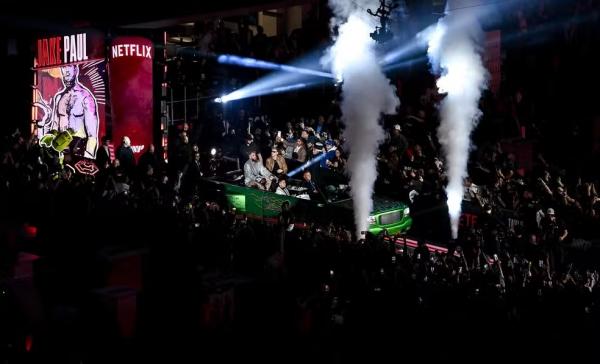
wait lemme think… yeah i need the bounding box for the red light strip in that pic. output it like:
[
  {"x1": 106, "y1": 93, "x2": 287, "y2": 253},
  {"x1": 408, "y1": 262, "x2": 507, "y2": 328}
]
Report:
[{"x1": 385, "y1": 236, "x2": 448, "y2": 254}]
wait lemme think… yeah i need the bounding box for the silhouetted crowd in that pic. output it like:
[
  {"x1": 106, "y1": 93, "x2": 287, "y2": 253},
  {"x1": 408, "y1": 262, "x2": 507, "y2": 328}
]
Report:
[{"x1": 1, "y1": 117, "x2": 599, "y2": 362}]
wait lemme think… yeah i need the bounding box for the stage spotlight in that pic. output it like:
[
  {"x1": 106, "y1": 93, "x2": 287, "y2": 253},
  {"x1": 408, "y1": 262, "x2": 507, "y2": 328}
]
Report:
[
  {"x1": 272, "y1": 83, "x2": 307, "y2": 93},
  {"x1": 287, "y1": 147, "x2": 337, "y2": 178},
  {"x1": 217, "y1": 54, "x2": 334, "y2": 78},
  {"x1": 216, "y1": 76, "x2": 326, "y2": 103},
  {"x1": 211, "y1": 50, "x2": 336, "y2": 103},
  {"x1": 382, "y1": 56, "x2": 428, "y2": 73},
  {"x1": 218, "y1": 90, "x2": 244, "y2": 103},
  {"x1": 379, "y1": 0, "x2": 502, "y2": 67},
  {"x1": 214, "y1": 95, "x2": 231, "y2": 103},
  {"x1": 380, "y1": 39, "x2": 427, "y2": 66},
  {"x1": 379, "y1": 24, "x2": 433, "y2": 66},
  {"x1": 334, "y1": 76, "x2": 343, "y2": 86}
]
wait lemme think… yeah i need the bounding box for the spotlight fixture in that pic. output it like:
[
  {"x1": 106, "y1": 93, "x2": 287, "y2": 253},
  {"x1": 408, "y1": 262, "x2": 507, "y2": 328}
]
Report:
[{"x1": 214, "y1": 96, "x2": 228, "y2": 104}]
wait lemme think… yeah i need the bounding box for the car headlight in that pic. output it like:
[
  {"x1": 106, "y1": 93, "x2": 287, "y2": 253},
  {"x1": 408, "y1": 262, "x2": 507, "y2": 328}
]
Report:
[
  {"x1": 368, "y1": 216, "x2": 376, "y2": 225},
  {"x1": 404, "y1": 207, "x2": 410, "y2": 215}
]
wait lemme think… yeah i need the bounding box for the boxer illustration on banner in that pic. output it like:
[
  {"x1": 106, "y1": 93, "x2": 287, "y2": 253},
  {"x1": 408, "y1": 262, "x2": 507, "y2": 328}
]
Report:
[{"x1": 35, "y1": 64, "x2": 99, "y2": 159}]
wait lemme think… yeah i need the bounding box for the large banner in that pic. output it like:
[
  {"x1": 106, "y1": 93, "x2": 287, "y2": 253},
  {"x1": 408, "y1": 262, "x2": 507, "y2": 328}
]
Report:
[
  {"x1": 32, "y1": 32, "x2": 106, "y2": 160},
  {"x1": 108, "y1": 36, "x2": 154, "y2": 160}
]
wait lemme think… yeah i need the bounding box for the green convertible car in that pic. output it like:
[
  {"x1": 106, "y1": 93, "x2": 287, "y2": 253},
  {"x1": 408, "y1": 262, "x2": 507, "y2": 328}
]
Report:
[{"x1": 200, "y1": 173, "x2": 412, "y2": 236}]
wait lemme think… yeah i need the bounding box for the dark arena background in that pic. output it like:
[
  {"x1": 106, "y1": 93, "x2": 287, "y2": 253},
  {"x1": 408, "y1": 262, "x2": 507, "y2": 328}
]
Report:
[{"x1": 1, "y1": 1, "x2": 600, "y2": 362}]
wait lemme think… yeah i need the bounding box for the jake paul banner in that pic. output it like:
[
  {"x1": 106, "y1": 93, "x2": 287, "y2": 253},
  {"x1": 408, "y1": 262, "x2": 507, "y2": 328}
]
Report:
[{"x1": 33, "y1": 31, "x2": 106, "y2": 160}]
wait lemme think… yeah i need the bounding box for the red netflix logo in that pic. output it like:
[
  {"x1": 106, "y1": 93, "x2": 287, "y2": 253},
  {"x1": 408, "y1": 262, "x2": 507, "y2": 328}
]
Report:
[
  {"x1": 111, "y1": 44, "x2": 152, "y2": 59},
  {"x1": 109, "y1": 36, "x2": 154, "y2": 161}
]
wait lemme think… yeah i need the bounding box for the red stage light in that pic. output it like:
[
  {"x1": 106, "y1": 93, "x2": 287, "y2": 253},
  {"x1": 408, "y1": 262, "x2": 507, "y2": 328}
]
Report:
[
  {"x1": 23, "y1": 224, "x2": 38, "y2": 239},
  {"x1": 25, "y1": 335, "x2": 33, "y2": 352}
]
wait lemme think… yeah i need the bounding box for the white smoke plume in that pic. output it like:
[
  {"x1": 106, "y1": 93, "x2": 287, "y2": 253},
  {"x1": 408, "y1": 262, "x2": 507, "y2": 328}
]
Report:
[
  {"x1": 324, "y1": 1, "x2": 400, "y2": 238},
  {"x1": 424, "y1": 1, "x2": 488, "y2": 238}
]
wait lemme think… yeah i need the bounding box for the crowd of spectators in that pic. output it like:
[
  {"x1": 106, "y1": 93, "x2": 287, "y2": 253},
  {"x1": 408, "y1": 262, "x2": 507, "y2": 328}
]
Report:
[
  {"x1": 1, "y1": 125, "x2": 598, "y2": 361},
  {"x1": 1, "y1": 103, "x2": 599, "y2": 362}
]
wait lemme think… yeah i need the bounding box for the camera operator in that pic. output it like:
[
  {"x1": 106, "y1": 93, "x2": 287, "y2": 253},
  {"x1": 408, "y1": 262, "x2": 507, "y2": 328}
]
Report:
[{"x1": 207, "y1": 148, "x2": 228, "y2": 178}]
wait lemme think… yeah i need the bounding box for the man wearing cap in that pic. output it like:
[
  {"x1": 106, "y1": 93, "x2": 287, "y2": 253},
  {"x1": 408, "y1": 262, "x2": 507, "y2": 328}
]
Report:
[{"x1": 390, "y1": 123, "x2": 408, "y2": 156}]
